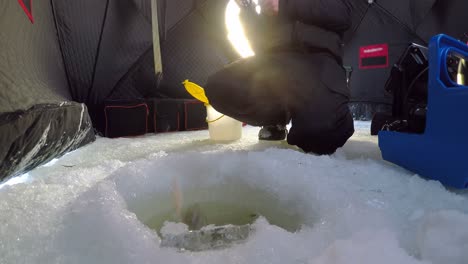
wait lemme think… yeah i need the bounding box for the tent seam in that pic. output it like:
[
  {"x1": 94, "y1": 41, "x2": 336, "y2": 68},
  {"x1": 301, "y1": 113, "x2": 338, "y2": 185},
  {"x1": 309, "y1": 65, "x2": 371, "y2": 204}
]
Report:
[
  {"x1": 49, "y1": 0, "x2": 73, "y2": 101},
  {"x1": 87, "y1": 0, "x2": 110, "y2": 105},
  {"x1": 374, "y1": 2, "x2": 427, "y2": 45},
  {"x1": 106, "y1": 46, "x2": 154, "y2": 99}
]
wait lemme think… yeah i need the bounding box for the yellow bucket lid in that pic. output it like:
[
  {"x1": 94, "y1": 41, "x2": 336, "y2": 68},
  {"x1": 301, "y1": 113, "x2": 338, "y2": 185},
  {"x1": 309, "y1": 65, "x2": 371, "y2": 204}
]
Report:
[{"x1": 183, "y1": 80, "x2": 209, "y2": 104}]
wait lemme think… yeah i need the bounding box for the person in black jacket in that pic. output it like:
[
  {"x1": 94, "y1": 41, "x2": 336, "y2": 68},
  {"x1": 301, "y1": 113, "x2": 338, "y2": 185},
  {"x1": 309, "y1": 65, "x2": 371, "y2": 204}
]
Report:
[{"x1": 204, "y1": 0, "x2": 354, "y2": 155}]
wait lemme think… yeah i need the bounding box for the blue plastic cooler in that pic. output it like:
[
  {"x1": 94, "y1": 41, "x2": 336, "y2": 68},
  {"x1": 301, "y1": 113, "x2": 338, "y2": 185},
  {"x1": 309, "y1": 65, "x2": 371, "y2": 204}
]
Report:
[{"x1": 379, "y1": 34, "x2": 468, "y2": 189}]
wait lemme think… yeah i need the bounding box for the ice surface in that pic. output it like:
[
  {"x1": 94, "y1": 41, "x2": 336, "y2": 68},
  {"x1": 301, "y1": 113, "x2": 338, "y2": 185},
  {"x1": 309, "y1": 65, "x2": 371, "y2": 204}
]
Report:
[{"x1": 0, "y1": 121, "x2": 467, "y2": 264}]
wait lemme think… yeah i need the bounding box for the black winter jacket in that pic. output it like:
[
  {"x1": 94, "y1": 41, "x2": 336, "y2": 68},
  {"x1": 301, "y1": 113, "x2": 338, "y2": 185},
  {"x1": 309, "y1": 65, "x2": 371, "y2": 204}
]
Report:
[
  {"x1": 240, "y1": 0, "x2": 352, "y2": 60},
  {"x1": 279, "y1": 0, "x2": 351, "y2": 58}
]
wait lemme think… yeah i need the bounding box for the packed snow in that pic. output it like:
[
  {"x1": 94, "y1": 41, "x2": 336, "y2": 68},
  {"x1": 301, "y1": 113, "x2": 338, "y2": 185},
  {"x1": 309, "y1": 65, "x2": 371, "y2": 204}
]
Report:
[{"x1": 1, "y1": 122, "x2": 467, "y2": 264}]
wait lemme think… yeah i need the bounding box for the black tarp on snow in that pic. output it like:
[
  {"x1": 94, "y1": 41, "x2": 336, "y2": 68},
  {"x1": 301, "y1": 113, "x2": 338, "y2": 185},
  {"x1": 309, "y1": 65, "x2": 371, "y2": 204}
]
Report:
[
  {"x1": 343, "y1": 0, "x2": 468, "y2": 119},
  {"x1": 0, "y1": 1, "x2": 95, "y2": 181}
]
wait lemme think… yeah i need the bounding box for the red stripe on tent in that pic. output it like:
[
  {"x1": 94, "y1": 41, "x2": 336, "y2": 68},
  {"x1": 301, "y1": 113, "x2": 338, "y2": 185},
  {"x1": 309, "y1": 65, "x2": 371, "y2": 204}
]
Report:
[
  {"x1": 104, "y1": 103, "x2": 149, "y2": 138},
  {"x1": 18, "y1": 0, "x2": 34, "y2": 24}
]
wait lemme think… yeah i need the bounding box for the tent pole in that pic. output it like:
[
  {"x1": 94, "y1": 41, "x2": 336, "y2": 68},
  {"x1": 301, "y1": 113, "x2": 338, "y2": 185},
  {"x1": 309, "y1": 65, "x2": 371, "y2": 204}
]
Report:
[{"x1": 152, "y1": 0, "x2": 163, "y2": 82}]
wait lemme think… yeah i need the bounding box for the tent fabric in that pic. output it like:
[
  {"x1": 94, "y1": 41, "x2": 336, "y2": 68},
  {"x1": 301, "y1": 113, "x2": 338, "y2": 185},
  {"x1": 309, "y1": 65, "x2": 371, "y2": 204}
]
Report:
[
  {"x1": 52, "y1": 0, "x2": 155, "y2": 105},
  {"x1": 160, "y1": 7, "x2": 232, "y2": 94},
  {"x1": 344, "y1": 3, "x2": 417, "y2": 103},
  {"x1": 0, "y1": 1, "x2": 70, "y2": 113},
  {"x1": 376, "y1": 0, "x2": 436, "y2": 35},
  {"x1": 52, "y1": 0, "x2": 232, "y2": 132},
  {"x1": 50, "y1": 0, "x2": 110, "y2": 104},
  {"x1": 0, "y1": 0, "x2": 95, "y2": 181},
  {"x1": 144, "y1": 0, "x2": 236, "y2": 97},
  {"x1": 416, "y1": 0, "x2": 468, "y2": 42}
]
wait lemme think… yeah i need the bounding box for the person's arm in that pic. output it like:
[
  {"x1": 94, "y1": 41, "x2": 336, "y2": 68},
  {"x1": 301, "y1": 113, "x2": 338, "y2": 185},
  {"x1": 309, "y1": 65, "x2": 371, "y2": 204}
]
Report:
[{"x1": 279, "y1": 0, "x2": 351, "y2": 33}]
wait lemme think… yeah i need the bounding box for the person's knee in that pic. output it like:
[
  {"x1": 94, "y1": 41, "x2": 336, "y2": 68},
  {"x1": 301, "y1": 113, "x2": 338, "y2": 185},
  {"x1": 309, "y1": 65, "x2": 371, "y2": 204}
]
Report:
[
  {"x1": 287, "y1": 110, "x2": 354, "y2": 155},
  {"x1": 205, "y1": 72, "x2": 226, "y2": 99},
  {"x1": 204, "y1": 69, "x2": 243, "y2": 111}
]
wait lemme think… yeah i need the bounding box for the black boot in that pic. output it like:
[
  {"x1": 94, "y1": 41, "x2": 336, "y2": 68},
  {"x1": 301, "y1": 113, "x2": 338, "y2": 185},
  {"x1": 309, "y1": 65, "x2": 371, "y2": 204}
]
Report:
[{"x1": 258, "y1": 125, "x2": 287, "y2": 141}]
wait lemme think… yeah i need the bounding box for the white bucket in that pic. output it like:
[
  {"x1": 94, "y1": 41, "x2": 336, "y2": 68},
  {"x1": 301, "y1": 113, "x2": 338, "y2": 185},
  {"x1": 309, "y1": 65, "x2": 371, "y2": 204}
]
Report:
[{"x1": 206, "y1": 104, "x2": 242, "y2": 141}]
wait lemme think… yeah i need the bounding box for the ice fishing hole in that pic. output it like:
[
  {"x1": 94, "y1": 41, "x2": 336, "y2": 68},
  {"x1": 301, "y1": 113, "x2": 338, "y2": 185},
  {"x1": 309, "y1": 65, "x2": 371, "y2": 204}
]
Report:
[
  {"x1": 116, "y1": 152, "x2": 316, "y2": 251},
  {"x1": 126, "y1": 181, "x2": 308, "y2": 251}
]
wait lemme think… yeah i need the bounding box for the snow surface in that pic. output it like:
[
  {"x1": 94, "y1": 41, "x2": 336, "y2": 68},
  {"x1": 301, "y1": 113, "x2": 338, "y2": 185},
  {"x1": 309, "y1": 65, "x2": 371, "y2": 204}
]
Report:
[{"x1": 1, "y1": 121, "x2": 467, "y2": 264}]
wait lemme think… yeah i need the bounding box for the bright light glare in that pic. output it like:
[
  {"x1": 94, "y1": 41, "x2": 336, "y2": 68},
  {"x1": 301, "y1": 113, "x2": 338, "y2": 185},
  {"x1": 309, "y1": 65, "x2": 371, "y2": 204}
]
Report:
[
  {"x1": 252, "y1": 0, "x2": 262, "y2": 14},
  {"x1": 255, "y1": 5, "x2": 262, "y2": 14},
  {"x1": 0, "y1": 173, "x2": 31, "y2": 190},
  {"x1": 225, "y1": 0, "x2": 255, "y2": 58}
]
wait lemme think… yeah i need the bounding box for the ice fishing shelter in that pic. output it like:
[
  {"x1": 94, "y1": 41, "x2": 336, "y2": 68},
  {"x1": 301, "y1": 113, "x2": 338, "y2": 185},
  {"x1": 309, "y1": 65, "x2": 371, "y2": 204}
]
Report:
[
  {"x1": 1, "y1": 0, "x2": 468, "y2": 181},
  {"x1": 0, "y1": 0, "x2": 236, "y2": 180}
]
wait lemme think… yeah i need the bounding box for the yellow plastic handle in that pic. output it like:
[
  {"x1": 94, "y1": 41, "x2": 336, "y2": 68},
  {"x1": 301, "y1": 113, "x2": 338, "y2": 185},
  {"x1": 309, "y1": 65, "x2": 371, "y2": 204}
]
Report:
[
  {"x1": 182, "y1": 80, "x2": 210, "y2": 104},
  {"x1": 206, "y1": 114, "x2": 225, "y2": 123}
]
